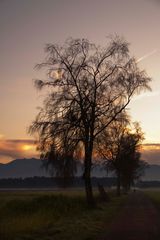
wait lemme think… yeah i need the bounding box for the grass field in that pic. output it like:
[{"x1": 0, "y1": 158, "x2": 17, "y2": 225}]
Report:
[
  {"x1": 145, "y1": 190, "x2": 160, "y2": 211},
  {"x1": 0, "y1": 190, "x2": 126, "y2": 240}
]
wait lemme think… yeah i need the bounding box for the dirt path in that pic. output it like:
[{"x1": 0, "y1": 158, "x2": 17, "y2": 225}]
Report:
[{"x1": 100, "y1": 191, "x2": 160, "y2": 240}]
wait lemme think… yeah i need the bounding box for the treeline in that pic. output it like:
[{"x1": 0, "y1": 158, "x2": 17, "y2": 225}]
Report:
[
  {"x1": 137, "y1": 181, "x2": 160, "y2": 188},
  {"x1": 0, "y1": 177, "x2": 116, "y2": 188},
  {"x1": 0, "y1": 177, "x2": 160, "y2": 189}
]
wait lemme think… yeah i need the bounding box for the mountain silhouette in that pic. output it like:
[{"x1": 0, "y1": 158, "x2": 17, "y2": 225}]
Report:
[
  {"x1": 0, "y1": 158, "x2": 49, "y2": 178},
  {"x1": 0, "y1": 158, "x2": 160, "y2": 180}
]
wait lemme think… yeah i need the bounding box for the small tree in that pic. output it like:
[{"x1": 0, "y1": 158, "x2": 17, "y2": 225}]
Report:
[
  {"x1": 97, "y1": 119, "x2": 146, "y2": 195},
  {"x1": 119, "y1": 125, "x2": 148, "y2": 192},
  {"x1": 29, "y1": 37, "x2": 151, "y2": 206}
]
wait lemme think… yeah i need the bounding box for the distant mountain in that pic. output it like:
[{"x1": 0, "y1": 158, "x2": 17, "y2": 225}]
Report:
[
  {"x1": 0, "y1": 158, "x2": 160, "y2": 180},
  {"x1": 0, "y1": 158, "x2": 49, "y2": 179},
  {"x1": 142, "y1": 164, "x2": 160, "y2": 181},
  {"x1": 0, "y1": 158, "x2": 107, "y2": 179}
]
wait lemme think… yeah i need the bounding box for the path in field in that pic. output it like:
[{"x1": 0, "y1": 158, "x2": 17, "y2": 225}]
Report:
[{"x1": 100, "y1": 191, "x2": 160, "y2": 240}]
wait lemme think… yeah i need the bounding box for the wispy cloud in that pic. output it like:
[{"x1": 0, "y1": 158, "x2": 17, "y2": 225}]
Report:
[
  {"x1": 133, "y1": 90, "x2": 160, "y2": 101},
  {"x1": 137, "y1": 49, "x2": 159, "y2": 63},
  {"x1": 0, "y1": 139, "x2": 38, "y2": 163}
]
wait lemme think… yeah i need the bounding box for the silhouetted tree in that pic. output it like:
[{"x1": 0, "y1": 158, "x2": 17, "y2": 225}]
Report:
[
  {"x1": 97, "y1": 119, "x2": 146, "y2": 195},
  {"x1": 29, "y1": 37, "x2": 151, "y2": 206},
  {"x1": 119, "y1": 126, "x2": 148, "y2": 192}
]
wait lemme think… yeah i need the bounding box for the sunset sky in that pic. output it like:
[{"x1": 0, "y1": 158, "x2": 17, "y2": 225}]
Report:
[{"x1": 0, "y1": 0, "x2": 160, "y2": 163}]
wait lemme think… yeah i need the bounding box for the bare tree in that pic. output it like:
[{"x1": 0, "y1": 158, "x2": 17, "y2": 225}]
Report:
[{"x1": 29, "y1": 37, "x2": 151, "y2": 206}]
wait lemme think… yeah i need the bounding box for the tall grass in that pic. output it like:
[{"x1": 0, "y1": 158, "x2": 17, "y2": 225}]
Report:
[{"x1": 0, "y1": 191, "x2": 126, "y2": 240}]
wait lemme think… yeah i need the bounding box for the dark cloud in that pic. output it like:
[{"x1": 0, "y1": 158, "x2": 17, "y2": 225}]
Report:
[
  {"x1": 141, "y1": 143, "x2": 160, "y2": 164},
  {"x1": 0, "y1": 140, "x2": 160, "y2": 164},
  {"x1": 142, "y1": 151, "x2": 160, "y2": 164}
]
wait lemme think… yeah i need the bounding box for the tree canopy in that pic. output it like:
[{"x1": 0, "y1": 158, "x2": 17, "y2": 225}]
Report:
[{"x1": 29, "y1": 36, "x2": 151, "y2": 206}]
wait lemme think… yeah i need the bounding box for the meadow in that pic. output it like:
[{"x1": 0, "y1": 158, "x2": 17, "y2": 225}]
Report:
[{"x1": 0, "y1": 190, "x2": 126, "y2": 240}]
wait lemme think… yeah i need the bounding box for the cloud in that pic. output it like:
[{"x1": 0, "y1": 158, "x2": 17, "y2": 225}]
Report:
[
  {"x1": 132, "y1": 90, "x2": 160, "y2": 101},
  {"x1": 0, "y1": 139, "x2": 38, "y2": 163},
  {"x1": 0, "y1": 140, "x2": 160, "y2": 165},
  {"x1": 141, "y1": 143, "x2": 160, "y2": 164}
]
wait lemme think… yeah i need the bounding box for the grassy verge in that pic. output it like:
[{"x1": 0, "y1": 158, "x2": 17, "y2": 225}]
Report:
[
  {"x1": 145, "y1": 190, "x2": 160, "y2": 211},
  {"x1": 0, "y1": 190, "x2": 126, "y2": 240}
]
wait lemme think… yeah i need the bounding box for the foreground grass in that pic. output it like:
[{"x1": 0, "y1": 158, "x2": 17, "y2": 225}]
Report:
[
  {"x1": 0, "y1": 190, "x2": 126, "y2": 240},
  {"x1": 145, "y1": 190, "x2": 160, "y2": 211}
]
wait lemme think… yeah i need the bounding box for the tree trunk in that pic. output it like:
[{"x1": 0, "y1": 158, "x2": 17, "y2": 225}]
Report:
[
  {"x1": 117, "y1": 172, "x2": 121, "y2": 196},
  {"x1": 84, "y1": 171, "x2": 95, "y2": 207},
  {"x1": 83, "y1": 142, "x2": 95, "y2": 207}
]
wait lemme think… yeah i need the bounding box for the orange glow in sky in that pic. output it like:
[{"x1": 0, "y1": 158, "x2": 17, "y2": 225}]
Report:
[
  {"x1": 0, "y1": 139, "x2": 38, "y2": 163},
  {"x1": 22, "y1": 144, "x2": 35, "y2": 151},
  {"x1": 141, "y1": 144, "x2": 160, "y2": 151}
]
